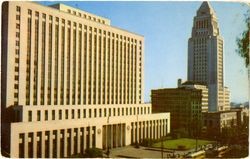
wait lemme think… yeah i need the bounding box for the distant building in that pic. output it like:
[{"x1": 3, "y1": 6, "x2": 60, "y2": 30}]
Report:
[
  {"x1": 1, "y1": 2, "x2": 170, "y2": 157},
  {"x1": 231, "y1": 106, "x2": 249, "y2": 126},
  {"x1": 187, "y1": 1, "x2": 230, "y2": 112},
  {"x1": 203, "y1": 111, "x2": 237, "y2": 136},
  {"x1": 151, "y1": 80, "x2": 208, "y2": 136},
  {"x1": 179, "y1": 79, "x2": 209, "y2": 112}
]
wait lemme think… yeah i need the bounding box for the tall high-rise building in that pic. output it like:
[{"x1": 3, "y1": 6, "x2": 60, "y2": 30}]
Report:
[
  {"x1": 187, "y1": 1, "x2": 230, "y2": 112},
  {"x1": 1, "y1": 2, "x2": 170, "y2": 157}
]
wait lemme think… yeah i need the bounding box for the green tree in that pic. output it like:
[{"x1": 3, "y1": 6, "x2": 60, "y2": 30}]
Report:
[{"x1": 236, "y1": 7, "x2": 250, "y2": 67}]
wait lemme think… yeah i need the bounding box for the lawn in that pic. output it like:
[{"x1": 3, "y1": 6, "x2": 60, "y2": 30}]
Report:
[{"x1": 152, "y1": 138, "x2": 215, "y2": 150}]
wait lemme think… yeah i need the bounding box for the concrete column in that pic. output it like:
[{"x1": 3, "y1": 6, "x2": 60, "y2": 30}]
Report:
[
  {"x1": 90, "y1": 29, "x2": 94, "y2": 105},
  {"x1": 157, "y1": 121, "x2": 160, "y2": 139},
  {"x1": 24, "y1": 133, "x2": 28, "y2": 158},
  {"x1": 77, "y1": 128, "x2": 81, "y2": 153},
  {"x1": 147, "y1": 121, "x2": 150, "y2": 139},
  {"x1": 80, "y1": 27, "x2": 84, "y2": 105},
  {"x1": 163, "y1": 119, "x2": 166, "y2": 136},
  {"x1": 154, "y1": 121, "x2": 157, "y2": 139},
  {"x1": 161, "y1": 120, "x2": 164, "y2": 137},
  {"x1": 49, "y1": 131, "x2": 53, "y2": 158},
  {"x1": 57, "y1": 130, "x2": 60, "y2": 158},
  {"x1": 33, "y1": 132, "x2": 37, "y2": 158},
  {"x1": 96, "y1": 126, "x2": 102, "y2": 149},
  {"x1": 120, "y1": 124, "x2": 123, "y2": 146},
  {"x1": 120, "y1": 38, "x2": 123, "y2": 104},
  {"x1": 64, "y1": 129, "x2": 68, "y2": 157},
  {"x1": 116, "y1": 124, "x2": 119, "y2": 147},
  {"x1": 63, "y1": 21, "x2": 67, "y2": 105},
  {"x1": 83, "y1": 127, "x2": 86, "y2": 152},
  {"x1": 10, "y1": 127, "x2": 19, "y2": 157},
  {"x1": 29, "y1": 14, "x2": 35, "y2": 105},
  {"x1": 69, "y1": 25, "x2": 73, "y2": 105},
  {"x1": 141, "y1": 122, "x2": 143, "y2": 141},
  {"x1": 41, "y1": 132, "x2": 45, "y2": 158},
  {"x1": 37, "y1": 15, "x2": 42, "y2": 105},
  {"x1": 145, "y1": 121, "x2": 148, "y2": 138},
  {"x1": 89, "y1": 127, "x2": 92, "y2": 148},
  {"x1": 133, "y1": 123, "x2": 136, "y2": 143},
  {"x1": 51, "y1": 17, "x2": 55, "y2": 105},
  {"x1": 136, "y1": 122, "x2": 139, "y2": 143},
  {"x1": 71, "y1": 129, "x2": 74, "y2": 155},
  {"x1": 57, "y1": 19, "x2": 62, "y2": 105},
  {"x1": 110, "y1": 125, "x2": 113, "y2": 148},
  {"x1": 151, "y1": 121, "x2": 154, "y2": 139},
  {"x1": 75, "y1": 24, "x2": 79, "y2": 104},
  {"x1": 96, "y1": 28, "x2": 99, "y2": 105}
]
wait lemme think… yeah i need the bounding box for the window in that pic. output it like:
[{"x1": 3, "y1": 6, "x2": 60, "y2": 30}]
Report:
[
  {"x1": 72, "y1": 110, "x2": 75, "y2": 119},
  {"x1": 45, "y1": 110, "x2": 48, "y2": 120},
  {"x1": 59, "y1": 110, "x2": 62, "y2": 120},
  {"x1": 113, "y1": 108, "x2": 115, "y2": 116},
  {"x1": 122, "y1": 108, "x2": 124, "y2": 116},
  {"x1": 118, "y1": 108, "x2": 120, "y2": 116},
  {"x1": 16, "y1": 24, "x2": 20, "y2": 29},
  {"x1": 52, "y1": 110, "x2": 55, "y2": 120},
  {"x1": 28, "y1": 9, "x2": 32, "y2": 15},
  {"x1": 65, "y1": 110, "x2": 68, "y2": 119},
  {"x1": 89, "y1": 109, "x2": 91, "y2": 118},
  {"x1": 104, "y1": 108, "x2": 106, "y2": 117},
  {"x1": 109, "y1": 108, "x2": 111, "y2": 117},
  {"x1": 99, "y1": 109, "x2": 102, "y2": 117},
  {"x1": 78, "y1": 109, "x2": 80, "y2": 118},
  {"x1": 37, "y1": 111, "x2": 41, "y2": 121},
  {"x1": 94, "y1": 109, "x2": 97, "y2": 117},
  {"x1": 16, "y1": 6, "x2": 20, "y2": 12},
  {"x1": 16, "y1": 15, "x2": 20, "y2": 20},
  {"x1": 28, "y1": 111, "x2": 32, "y2": 121},
  {"x1": 83, "y1": 109, "x2": 86, "y2": 118}
]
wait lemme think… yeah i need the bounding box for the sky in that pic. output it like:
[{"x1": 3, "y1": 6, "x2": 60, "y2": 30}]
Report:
[{"x1": 40, "y1": 1, "x2": 249, "y2": 103}]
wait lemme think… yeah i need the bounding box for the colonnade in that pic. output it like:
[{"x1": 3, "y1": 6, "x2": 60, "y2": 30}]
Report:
[
  {"x1": 102, "y1": 124, "x2": 126, "y2": 149},
  {"x1": 131, "y1": 119, "x2": 168, "y2": 143},
  {"x1": 18, "y1": 126, "x2": 96, "y2": 158}
]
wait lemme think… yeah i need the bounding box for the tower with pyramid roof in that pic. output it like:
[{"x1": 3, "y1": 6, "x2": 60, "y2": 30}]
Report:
[{"x1": 188, "y1": 1, "x2": 230, "y2": 112}]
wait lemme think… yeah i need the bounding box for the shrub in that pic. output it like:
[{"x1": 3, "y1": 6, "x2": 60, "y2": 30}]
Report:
[
  {"x1": 177, "y1": 145, "x2": 186, "y2": 150},
  {"x1": 84, "y1": 148, "x2": 103, "y2": 158}
]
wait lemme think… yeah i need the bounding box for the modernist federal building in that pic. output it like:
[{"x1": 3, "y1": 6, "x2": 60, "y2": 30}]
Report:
[{"x1": 1, "y1": 2, "x2": 170, "y2": 157}]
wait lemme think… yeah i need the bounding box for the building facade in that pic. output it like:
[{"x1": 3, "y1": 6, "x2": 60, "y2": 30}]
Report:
[
  {"x1": 151, "y1": 82, "x2": 208, "y2": 136},
  {"x1": 178, "y1": 79, "x2": 209, "y2": 112},
  {"x1": 187, "y1": 1, "x2": 230, "y2": 112},
  {"x1": 1, "y1": 2, "x2": 170, "y2": 157},
  {"x1": 203, "y1": 111, "x2": 237, "y2": 137}
]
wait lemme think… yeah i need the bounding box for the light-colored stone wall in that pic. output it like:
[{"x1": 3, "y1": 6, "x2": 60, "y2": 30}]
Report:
[{"x1": 1, "y1": 2, "x2": 171, "y2": 157}]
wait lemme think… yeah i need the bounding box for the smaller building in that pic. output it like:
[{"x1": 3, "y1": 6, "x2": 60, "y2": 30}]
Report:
[
  {"x1": 203, "y1": 110, "x2": 237, "y2": 138},
  {"x1": 151, "y1": 80, "x2": 208, "y2": 136},
  {"x1": 179, "y1": 80, "x2": 209, "y2": 112},
  {"x1": 231, "y1": 106, "x2": 249, "y2": 127}
]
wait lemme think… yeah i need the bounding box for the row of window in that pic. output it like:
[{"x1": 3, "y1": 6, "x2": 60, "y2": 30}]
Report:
[
  {"x1": 67, "y1": 8, "x2": 107, "y2": 25},
  {"x1": 23, "y1": 7, "x2": 143, "y2": 106},
  {"x1": 27, "y1": 106, "x2": 151, "y2": 122},
  {"x1": 14, "y1": 6, "x2": 21, "y2": 105}
]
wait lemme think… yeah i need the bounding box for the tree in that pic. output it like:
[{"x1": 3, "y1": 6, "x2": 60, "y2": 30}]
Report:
[{"x1": 236, "y1": 7, "x2": 250, "y2": 67}]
